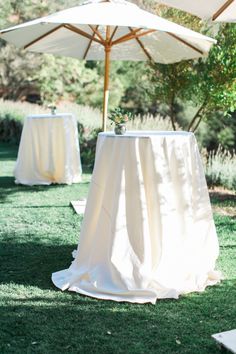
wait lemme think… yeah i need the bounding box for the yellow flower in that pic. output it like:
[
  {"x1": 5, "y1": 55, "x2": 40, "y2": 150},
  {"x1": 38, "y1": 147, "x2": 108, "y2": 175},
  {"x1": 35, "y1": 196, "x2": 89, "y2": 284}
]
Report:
[{"x1": 115, "y1": 117, "x2": 120, "y2": 124}]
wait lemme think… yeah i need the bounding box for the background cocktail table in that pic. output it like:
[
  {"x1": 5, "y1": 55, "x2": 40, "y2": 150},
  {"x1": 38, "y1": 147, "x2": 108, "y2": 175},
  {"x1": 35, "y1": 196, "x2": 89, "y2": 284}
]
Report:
[{"x1": 14, "y1": 113, "x2": 82, "y2": 185}]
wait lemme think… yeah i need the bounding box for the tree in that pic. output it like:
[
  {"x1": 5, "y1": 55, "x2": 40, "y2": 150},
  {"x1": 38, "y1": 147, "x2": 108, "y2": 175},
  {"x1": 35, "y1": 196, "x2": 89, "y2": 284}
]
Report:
[
  {"x1": 190, "y1": 24, "x2": 236, "y2": 132},
  {"x1": 145, "y1": 16, "x2": 236, "y2": 132}
]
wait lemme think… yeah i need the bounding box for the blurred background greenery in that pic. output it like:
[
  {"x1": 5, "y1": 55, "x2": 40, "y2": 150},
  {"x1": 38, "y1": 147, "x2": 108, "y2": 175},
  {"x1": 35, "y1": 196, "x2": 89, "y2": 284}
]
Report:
[{"x1": 0, "y1": 0, "x2": 235, "y2": 189}]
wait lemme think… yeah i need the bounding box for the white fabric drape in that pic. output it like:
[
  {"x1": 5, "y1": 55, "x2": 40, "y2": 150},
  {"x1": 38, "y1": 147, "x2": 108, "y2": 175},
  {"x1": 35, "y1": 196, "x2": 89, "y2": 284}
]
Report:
[
  {"x1": 14, "y1": 113, "x2": 82, "y2": 185},
  {"x1": 52, "y1": 131, "x2": 221, "y2": 304},
  {"x1": 158, "y1": 0, "x2": 236, "y2": 22}
]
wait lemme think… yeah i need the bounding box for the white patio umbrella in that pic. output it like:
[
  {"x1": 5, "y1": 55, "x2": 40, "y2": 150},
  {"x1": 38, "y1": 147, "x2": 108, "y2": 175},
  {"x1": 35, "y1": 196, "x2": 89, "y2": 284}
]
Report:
[
  {"x1": 0, "y1": 0, "x2": 217, "y2": 130},
  {"x1": 157, "y1": 0, "x2": 236, "y2": 22}
]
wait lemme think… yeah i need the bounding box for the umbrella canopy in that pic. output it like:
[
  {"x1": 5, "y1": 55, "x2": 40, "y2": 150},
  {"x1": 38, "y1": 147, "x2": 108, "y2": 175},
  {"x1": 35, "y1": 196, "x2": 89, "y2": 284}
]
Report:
[
  {"x1": 157, "y1": 0, "x2": 236, "y2": 22},
  {"x1": 0, "y1": 0, "x2": 216, "y2": 130}
]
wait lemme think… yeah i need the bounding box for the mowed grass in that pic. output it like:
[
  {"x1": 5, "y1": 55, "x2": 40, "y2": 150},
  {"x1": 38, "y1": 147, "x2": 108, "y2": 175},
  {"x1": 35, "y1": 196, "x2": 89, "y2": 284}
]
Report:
[{"x1": 0, "y1": 143, "x2": 236, "y2": 354}]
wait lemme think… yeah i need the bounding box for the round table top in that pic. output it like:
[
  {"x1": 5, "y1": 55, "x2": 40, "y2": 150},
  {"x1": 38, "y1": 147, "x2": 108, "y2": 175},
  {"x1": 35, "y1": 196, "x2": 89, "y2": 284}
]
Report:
[
  {"x1": 27, "y1": 113, "x2": 74, "y2": 119},
  {"x1": 99, "y1": 130, "x2": 194, "y2": 138}
]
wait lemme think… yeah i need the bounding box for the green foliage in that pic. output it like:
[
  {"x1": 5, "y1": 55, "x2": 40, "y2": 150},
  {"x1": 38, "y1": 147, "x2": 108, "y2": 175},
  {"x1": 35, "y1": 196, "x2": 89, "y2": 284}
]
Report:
[
  {"x1": 199, "y1": 110, "x2": 236, "y2": 151},
  {"x1": 0, "y1": 45, "x2": 42, "y2": 101},
  {"x1": 195, "y1": 24, "x2": 236, "y2": 115},
  {"x1": 148, "y1": 23, "x2": 236, "y2": 131},
  {"x1": 108, "y1": 107, "x2": 133, "y2": 124},
  {"x1": 217, "y1": 126, "x2": 235, "y2": 149},
  {"x1": 156, "y1": 4, "x2": 208, "y2": 33},
  {"x1": 119, "y1": 61, "x2": 155, "y2": 113},
  {"x1": 36, "y1": 55, "x2": 100, "y2": 106},
  {"x1": 0, "y1": 0, "x2": 80, "y2": 26},
  {"x1": 79, "y1": 127, "x2": 102, "y2": 168},
  {"x1": 0, "y1": 2, "x2": 12, "y2": 29},
  {"x1": 0, "y1": 100, "x2": 25, "y2": 143},
  {"x1": 148, "y1": 61, "x2": 196, "y2": 130},
  {"x1": 0, "y1": 116, "x2": 22, "y2": 144}
]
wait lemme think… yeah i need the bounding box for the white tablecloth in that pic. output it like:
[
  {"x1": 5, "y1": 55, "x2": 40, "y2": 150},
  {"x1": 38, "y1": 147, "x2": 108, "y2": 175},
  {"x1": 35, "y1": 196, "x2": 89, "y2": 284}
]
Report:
[
  {"x1": 52, "y1": 131, "x2": 221, "y2": 304},
  {"x1": 14, "y1": 113, "x2": 82, "y2": 185}
]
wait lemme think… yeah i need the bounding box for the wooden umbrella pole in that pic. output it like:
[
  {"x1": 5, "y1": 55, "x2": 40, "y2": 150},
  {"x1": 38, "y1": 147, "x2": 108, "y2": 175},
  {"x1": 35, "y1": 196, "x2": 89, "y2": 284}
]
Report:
[
  {"x1": 102, "y1": 26, "x2": 111, "y2": 132},
  {"x1": 102, "y1": 45, "x2": 111, "y2": 131}
]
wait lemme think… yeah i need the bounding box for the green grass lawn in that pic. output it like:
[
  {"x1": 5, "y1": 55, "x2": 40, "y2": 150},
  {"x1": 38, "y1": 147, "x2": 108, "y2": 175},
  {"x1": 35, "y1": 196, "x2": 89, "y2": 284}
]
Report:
[{"x1": 0, "y1": 143, "x2": 235, "y2": 354}]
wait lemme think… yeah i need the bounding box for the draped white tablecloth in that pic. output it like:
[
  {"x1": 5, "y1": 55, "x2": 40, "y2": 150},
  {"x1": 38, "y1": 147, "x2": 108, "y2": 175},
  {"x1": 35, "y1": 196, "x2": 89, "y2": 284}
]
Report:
[
  {"x1": 14, "y1": 113, "x2": 82, "y2": 185},
  {"x1": 52, "y1": 131, "x2": 221, "y2": 304}
]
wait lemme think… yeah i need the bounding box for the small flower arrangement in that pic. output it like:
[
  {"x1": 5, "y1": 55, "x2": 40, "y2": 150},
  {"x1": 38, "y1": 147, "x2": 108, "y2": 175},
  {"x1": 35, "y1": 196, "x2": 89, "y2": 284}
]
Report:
[{"x1": 108, "y1": 107, "x2": 132, "y2": 125}]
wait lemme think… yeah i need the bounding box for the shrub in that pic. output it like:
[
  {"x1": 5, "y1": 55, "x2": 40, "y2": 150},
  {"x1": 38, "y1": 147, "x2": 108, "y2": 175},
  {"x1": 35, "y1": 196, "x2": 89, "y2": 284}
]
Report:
[
  {"x1": 56, "y1": 101, "x2": 102, "y2": 130},
  {"x1": 204, "y1": 147, "x2": 236, "y2": 191},
  {"x1": 0, "y1": 116, "x2": 22, "y2": 144},
  {"x1": 79, "y1": 128, "x2": 102, "y2": 169},
  {"x1": 127, "y1": 113, "x2": 177, "y2": 131},
  {"x1": 0, "y1": 100, "x2": 48, "y2": 144}
]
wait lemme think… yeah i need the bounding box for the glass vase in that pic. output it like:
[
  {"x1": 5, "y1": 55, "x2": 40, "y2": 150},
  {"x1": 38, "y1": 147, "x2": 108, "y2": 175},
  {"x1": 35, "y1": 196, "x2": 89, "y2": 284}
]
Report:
[{"x1": 114, "y1": 123, "x2": 126, "y2": 135}]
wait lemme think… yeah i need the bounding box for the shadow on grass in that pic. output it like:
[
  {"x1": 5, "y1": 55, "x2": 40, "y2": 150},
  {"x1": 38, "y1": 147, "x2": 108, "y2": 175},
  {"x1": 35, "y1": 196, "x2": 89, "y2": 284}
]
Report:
[
  {"x1": 0, "y1": 176, "x2": 67, "y2": 203},
  {"x1": 210, "y1": 191, "x2": 236, "y2": 202},
  {"x1": 0, "y1": 176, "x2": 78, "y2": 190},
  {"x1": 210, "y1": 191, "x2": 236, "y2": 211},
  {"x1": 0, "y1": 239, "x2": 76, "y2": 290},
  {"x1": 0, "y1": 143, "x2": 18, "y2": 161},
  {"x1": 0, "y1": 176, "x2": 90, "y2": 204},
  {"x1": 0, "y1": 176, "x2": 15, "y2": 185}
]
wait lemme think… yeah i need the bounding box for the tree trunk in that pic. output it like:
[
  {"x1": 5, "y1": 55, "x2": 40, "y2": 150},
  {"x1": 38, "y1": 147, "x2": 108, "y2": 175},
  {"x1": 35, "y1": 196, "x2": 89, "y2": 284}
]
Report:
[
  {"x1": 187, "y1": 100, "x2": 207, "y2": 131},
  {"x1": 170, "y1": 91, "x2": 177, "y2": 131},
  {"x1": 192, "y1": 115, "x2": 204, "y2": 132}
]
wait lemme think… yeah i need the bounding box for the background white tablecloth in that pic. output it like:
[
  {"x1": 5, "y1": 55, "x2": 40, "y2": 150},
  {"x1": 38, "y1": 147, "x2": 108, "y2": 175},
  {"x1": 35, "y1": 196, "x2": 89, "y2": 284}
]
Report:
[
  {"x1": 14, "y1": 113, "x2": 82, "y2": 185},
  {"x1": 52, "y1": 131, "x2": 221, "y2": 304}
]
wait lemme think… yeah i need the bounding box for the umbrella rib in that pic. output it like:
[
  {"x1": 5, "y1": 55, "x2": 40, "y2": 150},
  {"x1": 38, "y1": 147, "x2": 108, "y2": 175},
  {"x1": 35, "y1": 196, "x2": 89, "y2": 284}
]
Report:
[
  {"x1": 212, "y1": 0, "x2": 234, "y2": 20},
  {"x1": 112, "y1": 29, "x2": 155, "y2": 46},
  {"x1": 83, "y1": 25, "x2": 100, "y2": 59},
  {"x1": 24, "y1": 25, "x2": 64, "y2": 49},
  {"x1": 128, "y1": 27, "x2": 154, "y2": 61},
  {"x1": 109, "y1": 26, "x2": 118, "y2": 44},
  {"x1": 89, "y1": 25, "x2": 105, "y2": 43},
  {"x1": 111, "y1": 28, "x2": 143, "y2": 45},
  {"x1": 64, "y1": 24, "x2": 103, "y2": 45},
  {"x1": 166, "y1": 32, "x2": 204, "y2": 55}
]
